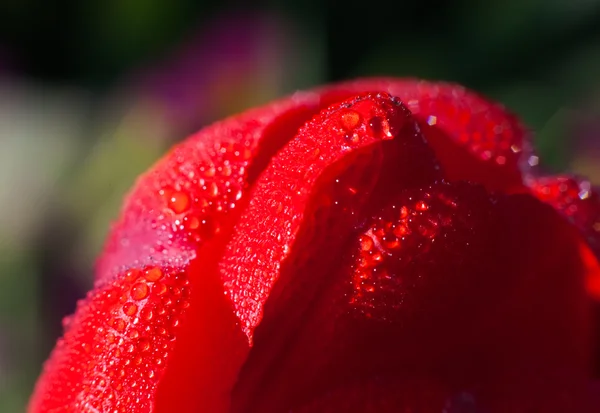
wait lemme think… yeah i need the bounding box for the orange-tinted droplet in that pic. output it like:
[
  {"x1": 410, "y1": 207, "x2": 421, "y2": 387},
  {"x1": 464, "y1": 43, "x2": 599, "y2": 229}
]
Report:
[
  {"x1": 124, "y1": 269, "x2": 140, "y2": 283},
  {"x1": 359, "y1": 235, "x2": 373, "y2": 251},
  {"x1": 113, "y1": 318, "x2": 126, "y2": 332},
  {"x1": 131, "y1": 282, "x2": 149, "y2": 300},
  {"x1": 168, "y1": 191, "x2": 191, "y2": 214},
  {"x1": 133, "y1": 355, "x2": 143, "y2": 366},
  {"x1": 122, "y1": 302, "x2": 138, "y2": 316},
  {"x1": 138, "y1": 339, "x2": 151, "y2": 352},
  {"x1": 144, "y1": 267, "x2": 163, "y2": 282},
  {"x1": 140, "y1": 307, "x2": 153, "y2": 321},
  {"x1": 340, "y1": 110, "x2": 361, "y2": 131},
  {"x1": 183, "y1": 214, "x2": 200, "y2": 230},
  {"x1": 369, "y1": 116, "x2": 393, "y2": 139},
  {"x1": 208, "y1": 182, "x2": 219, "y2": 197},
  {"x1": 153, "y1": 282, "x2": 167, "y2": 296},
  {"x1": 416, "y1": 201, "x2": 429, "y2": 211},
  {"x1": 399, "y1": 206, "x2": 409, "y2": 219}
]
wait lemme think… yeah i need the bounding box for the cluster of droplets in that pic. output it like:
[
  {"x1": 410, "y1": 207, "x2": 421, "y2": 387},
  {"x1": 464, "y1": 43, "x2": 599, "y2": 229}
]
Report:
[
  {"x1": 222, "y1": 94, "x2": 417, "y2": 339},
  {"x1": 65, "y1": 266, "x2": 190, "y2": 412},
  {"x1": 348, "y1": 183, "x2": 481, "y2": 320},
  {"x1": 403, "y1": 87, "x2": 524, "y2": 167},
  {"x1": 528, "y1": 175, "x2": 600, "y2": 252},
  {"x1": 336, "y1": 96, "x2": 403, "y2": 146},
  {"x1": 157, "y1": 140, "x2": 253, "y2": 248}
]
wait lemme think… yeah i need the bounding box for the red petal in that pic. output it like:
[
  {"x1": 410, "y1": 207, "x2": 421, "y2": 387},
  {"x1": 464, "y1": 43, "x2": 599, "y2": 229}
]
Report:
[
  {"x1": 29, "y1": 93, "x2": 327, "y2": 413},
  {"x1": 231, "y1": 182, "x2": 592, "y2": 412},
  {"x1": 294, "y1": 380, "x2": 600, "y2": 413},
  {"x1": 219, "y1": 92, "x2": 441, "y2": 341},
  {"x1": 527, "y1": 176, "x2": 600, "y2": 292},
  {"x1": 28, "y1": 266, "x2": 192, "y2": 412},
  {"x1": 30, "y1": 78, "x2": 596, "y2": 413},
  {"x1": 316, "y1": 78, "x2": 531, "y2": 193}
]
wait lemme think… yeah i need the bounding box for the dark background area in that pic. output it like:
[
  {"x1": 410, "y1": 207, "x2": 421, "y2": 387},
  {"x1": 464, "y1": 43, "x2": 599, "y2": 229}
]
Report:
[{"x1": 1, "y1": 1, "x2": 600, "y2": 411}]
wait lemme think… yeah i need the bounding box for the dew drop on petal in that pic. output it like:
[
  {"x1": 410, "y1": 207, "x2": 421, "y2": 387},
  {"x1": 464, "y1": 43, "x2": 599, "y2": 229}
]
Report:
[
  {"x1": 368, "y1": 116, "x2": 394, "y2": 139},
  {"x1": 144, "y1": 268, "x2": 163, "y2": 282},
  {"x1": 124, "y1": 269, "x2": 140, "y2": 283},
  {"x1": 122, "y1": 302, "x2": 138, "y2": 317},
  {"x1": 138, "y1": 339, "x2": 151, "y2": 353},
  {"x1": 113, "y1": 318, "x2": 126, "y2": 332},
  {"x1": 140, "y1": 307, "x2": 154, "y2": 321},
  {"x1": 153, "y1": 282, "x2": 167, "y2": 296},
  {"x1": 183, "y1": 214, "x2": 200, "y2": 230},
  {"x1": 340, "y1": 110, "x2": 362, "y2": 131},
  {"x1": 167, "y1": 191, "x2": 191, "y2": 214},
  {"x1": 130, "y1": 283, "x2": 149, "y2": 301}
]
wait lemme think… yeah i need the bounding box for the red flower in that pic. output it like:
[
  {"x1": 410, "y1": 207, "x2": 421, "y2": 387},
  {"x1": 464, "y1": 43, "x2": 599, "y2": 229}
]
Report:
[{"x1": 29, "y1": 78, "x2": 600, "y2": 412}]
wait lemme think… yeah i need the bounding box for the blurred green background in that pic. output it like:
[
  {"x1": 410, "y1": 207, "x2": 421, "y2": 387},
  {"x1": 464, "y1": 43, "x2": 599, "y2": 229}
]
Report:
[{"x1": 1, "y1": 0, "x2": 600, "y2": 411}]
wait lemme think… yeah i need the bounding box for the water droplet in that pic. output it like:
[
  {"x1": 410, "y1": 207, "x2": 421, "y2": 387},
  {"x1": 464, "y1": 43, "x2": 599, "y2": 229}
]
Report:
[
  {"x1": 340, "y1": 110, "x2": 361, "y2": 131},
  {"x1": 221, "y1": 164, "x2": 232, "y2": 177},
  {"x1": 369, "y1": 116, "x2": 394, "y2": 139},
  {"x1": 359, "y1": 234, "x2": 373, "y2": 251},
  {"x1": 122, "y1": 302, "x2": 138, "y2": 316},
  {"x1": 153, "y1": 282, "x2": 167, "y2": 296},
  {"x1": 383, "y1": 236, "x2": 400, "y2": 249},
  {"x1": 343, "y1": 132, "x2": 360, "y2": 144},
  {"x1": 144, "y1": 268, "x2": 163, "y2": 282},
  {"x1": 208, "y1": 182, "x2": 219, "y2": 197},
  {"x1": 131, "y1": 282, "x2": 149, "y2": 300},
  {"x1": 138, "y1": 339, "x2": 151, "y2": 352},
  {"x1": 124, "y1": 269, "x2": 140, "y2": 283},
  {"x1": 205, "y1": 164, "x2": 216, "y2": 177},
  {"x1": 140, "y1": 307, "x2": 154, "y2": 321},
  {"x1": 167, "y1": 191, "x2": 190, "y2": 214},
  {"x1": 113, "y1": 318, "x2": 126, "y2": 332}
]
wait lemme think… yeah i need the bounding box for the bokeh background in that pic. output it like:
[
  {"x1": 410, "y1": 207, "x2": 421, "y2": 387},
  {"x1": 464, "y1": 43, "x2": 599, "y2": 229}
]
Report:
[{"x1": 1, "y1": 1, "x2": 600, "y2": 411}]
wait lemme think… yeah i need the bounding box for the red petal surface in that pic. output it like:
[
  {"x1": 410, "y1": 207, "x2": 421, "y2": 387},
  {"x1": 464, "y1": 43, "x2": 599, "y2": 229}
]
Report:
[
  {"x1": 29, "y1": 93, "x2": 327, "y2": 413},
  {"x1": 316, "y1": 78, "x2": 531, "y2": 193},
  {"x1": 527, "y1": 175, "x2": 600, "y2": 295},
  {"x1": 29, "y1": 78, "x2": 599, "y2": 413},
  {"x1": 232, "y1": 182, "x2": 593, "y2": 412},
  {"x1": 220, "y1": 92, "x2": 441, "y2": 340}
]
